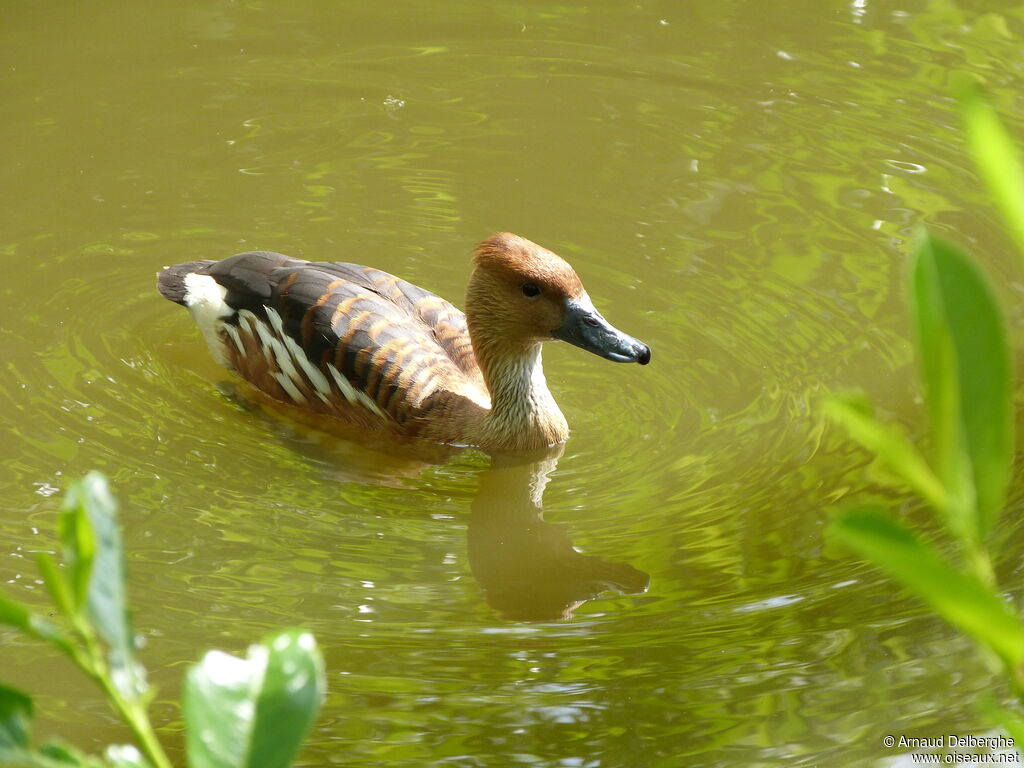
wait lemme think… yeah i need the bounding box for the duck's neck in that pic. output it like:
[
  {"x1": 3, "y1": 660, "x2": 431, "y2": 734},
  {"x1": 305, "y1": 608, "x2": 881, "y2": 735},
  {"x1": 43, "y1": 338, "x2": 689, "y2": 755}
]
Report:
[{"x1": 475, "y1": 341, "x2": 569, "y2": 451}]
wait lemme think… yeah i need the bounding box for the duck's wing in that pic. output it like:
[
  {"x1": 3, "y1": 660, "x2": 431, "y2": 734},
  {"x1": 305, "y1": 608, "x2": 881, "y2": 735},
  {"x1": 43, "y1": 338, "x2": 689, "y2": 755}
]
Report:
[
  {"x1": 306, "y1": 259, "x2": 479, "y2": 376},
  {"x1": 180, "y1": 251, "x2": 483, "y2": 426}
]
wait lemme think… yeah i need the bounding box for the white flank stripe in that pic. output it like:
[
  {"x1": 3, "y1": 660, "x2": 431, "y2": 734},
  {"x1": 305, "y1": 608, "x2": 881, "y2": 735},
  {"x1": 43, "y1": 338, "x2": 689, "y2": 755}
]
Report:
[
  {"x1": 272, "y1": 371, "x2": 307, "y2": 403},
  {"x1": 262, "y1": 309, "x2": 303, "y2": 383},
  {"x1": 208, "y1": 306, "x2": 385, "y2": 419},
  {"x1": 282, "y1": 334, "x2": 331, "y2": 397},
  {"x1": 326, "y1": 364, "x2": 355, "y2": 405},
  {"x1": 266, "y1": 305, "x2": 286, "y2": 336},
  {"x1": 239, "y1": 310, "x2": 271, "y2": 358},
  {"x1": 252, "y1": 320, "x2": 275, "y2": 360},
  {"x1": 248, "y1": 309, "x2": 303, "y2": 388},
  {"x1": 224, "y1": 324, "x2": 246, "y2": 357},
  {"x1": 264, "y1": 307, "x2": 331, "y2": 402},
  {"x1": 326, "y1": 364, "x2": 386, "y2": 419}
]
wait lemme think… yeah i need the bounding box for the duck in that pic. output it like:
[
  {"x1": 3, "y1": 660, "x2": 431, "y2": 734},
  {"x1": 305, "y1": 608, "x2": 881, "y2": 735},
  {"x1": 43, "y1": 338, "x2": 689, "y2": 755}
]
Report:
[{"x1": 156, "y1": 232, "x2": 650, "y2": 452}]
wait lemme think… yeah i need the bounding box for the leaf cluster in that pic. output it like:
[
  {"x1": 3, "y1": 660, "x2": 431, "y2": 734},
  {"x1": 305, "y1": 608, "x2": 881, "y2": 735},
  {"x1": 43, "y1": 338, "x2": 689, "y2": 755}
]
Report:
[
  {"x1": 0, "y1": 473, "x2": 325, "y2": 768},
  {"x1": 827, "y1": 76, "x2": 1024, "y2": 739}
]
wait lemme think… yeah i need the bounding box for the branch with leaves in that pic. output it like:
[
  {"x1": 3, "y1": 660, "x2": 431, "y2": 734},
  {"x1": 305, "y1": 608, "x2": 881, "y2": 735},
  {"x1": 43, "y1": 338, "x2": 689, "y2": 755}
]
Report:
[
  {"x1": 0, "y1": 473, "x2": 325, "y2": 768},
  {"x1": 826, "y1": 76, "x2": 1024, "y2": 746}
]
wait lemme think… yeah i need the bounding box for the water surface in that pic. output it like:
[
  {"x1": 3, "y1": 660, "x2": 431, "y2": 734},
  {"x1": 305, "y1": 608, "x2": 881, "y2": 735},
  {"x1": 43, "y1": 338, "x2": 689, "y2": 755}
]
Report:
[{"x1": 4, "y1": 1, "x2": 1024, "y2": 766}]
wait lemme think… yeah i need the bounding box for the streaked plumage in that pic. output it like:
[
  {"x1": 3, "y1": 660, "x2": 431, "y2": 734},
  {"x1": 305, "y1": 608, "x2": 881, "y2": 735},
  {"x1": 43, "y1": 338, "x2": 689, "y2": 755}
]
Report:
[{"x1": 157, "y1": 233, "x2": 650, "y2": 452}]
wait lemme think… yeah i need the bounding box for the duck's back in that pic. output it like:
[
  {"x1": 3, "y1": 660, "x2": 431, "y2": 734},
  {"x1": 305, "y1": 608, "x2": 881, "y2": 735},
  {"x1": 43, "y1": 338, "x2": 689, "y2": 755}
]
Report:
[{"x1": 157, "y1": 251, "x2": 487, "y2": 434}]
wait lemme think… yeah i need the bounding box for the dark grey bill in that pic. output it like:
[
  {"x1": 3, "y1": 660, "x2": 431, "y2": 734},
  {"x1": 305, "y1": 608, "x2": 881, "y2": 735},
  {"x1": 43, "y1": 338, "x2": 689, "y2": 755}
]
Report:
[{"x1": 552, "y1": 295, "x2": 651, "y2": 365}]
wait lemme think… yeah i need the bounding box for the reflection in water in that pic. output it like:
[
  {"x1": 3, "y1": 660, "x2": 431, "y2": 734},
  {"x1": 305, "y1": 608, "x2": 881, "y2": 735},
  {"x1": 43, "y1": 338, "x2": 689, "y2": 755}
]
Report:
[
  {"x1": 214, "y1": 380, "x2": 463, "y2": 485},
  {"x1": 469, "y1": 445, "x2": 650, "y2": 622},
  {"x1": 220, "y1": 384, "x2": 650, "y2": 620},
  {"x1": 210, "y1": 381, "x2": 649, "y2": 621}
]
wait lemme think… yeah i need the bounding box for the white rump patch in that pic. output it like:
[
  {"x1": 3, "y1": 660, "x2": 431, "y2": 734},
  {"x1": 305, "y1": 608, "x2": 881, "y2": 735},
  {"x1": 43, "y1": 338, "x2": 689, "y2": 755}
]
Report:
[{"x1": 182, "y1": 273, "x2": 233, "y2": 365}]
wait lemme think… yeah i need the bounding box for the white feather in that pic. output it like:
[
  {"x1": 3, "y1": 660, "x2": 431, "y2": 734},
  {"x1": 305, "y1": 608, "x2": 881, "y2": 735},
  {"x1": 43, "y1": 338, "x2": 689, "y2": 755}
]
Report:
[
  {"x1": 224, "y1": 324, "x2": 245, "y2": 357},
  {"x1": 182, "y1": 273, "x2": 232, "y2": 365},
  {"x1": 266, "y1": 305, "x2": 286, "y2": 337},
  {"x1": 238, "y1": 311, "x2": 271, "y2": 360},
  {"x1": 244, "y1": 310, "x2": 300, "y2": 391},
  {"x1": 184, "y1": 288, "x2": 384, "y2": 417},
  {"x1": 326, "y1": 364, "x2": 386, "y2": 419},
  {"x1": 279, "y1": 330, "x2": 331, "y2": 398},
  {"x1": 261, "y1": 307, "x2": 330, "y2": 403},
  {"x1": 272, "y1": 371, "x2": 307, "y2": 403}
]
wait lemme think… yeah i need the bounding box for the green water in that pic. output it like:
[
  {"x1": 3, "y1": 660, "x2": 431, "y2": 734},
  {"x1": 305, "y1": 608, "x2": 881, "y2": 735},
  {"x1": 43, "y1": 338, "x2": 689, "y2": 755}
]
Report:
[{"x1": 3, "y1": 1, "x2": 1024, "y2": 765}]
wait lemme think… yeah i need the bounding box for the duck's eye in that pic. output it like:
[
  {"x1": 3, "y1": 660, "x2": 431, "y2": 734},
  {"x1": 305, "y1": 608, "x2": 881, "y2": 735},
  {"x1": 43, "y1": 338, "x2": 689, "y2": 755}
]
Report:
[{"x1": 521, "y1": 282, "x2": 541, "y2": 298}]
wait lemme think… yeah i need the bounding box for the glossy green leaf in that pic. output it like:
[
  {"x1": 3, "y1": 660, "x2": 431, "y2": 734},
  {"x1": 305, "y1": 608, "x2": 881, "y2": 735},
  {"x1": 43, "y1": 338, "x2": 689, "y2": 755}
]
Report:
[
  {"x1": 184, "y1": 630, "x2": 325, "y2": 768},
  {"x1": 0, "y1": 685, "x2": 33, "y2": 760},
  {"x1": 831, "y1": 508, "x2": 1024, "y2": 668},
  {"x1": 63, "y1": 473, "x2": 146, "y2": 700},
  {"x1": 911, "y1": 232, "x2": 1012, "y2": 541},
  {"x1": 824, "y1": 394, "x2": 948, "y2": 512},
  {"x1": 954, "y1": 73, "x2": 1024, "y2": 256}
]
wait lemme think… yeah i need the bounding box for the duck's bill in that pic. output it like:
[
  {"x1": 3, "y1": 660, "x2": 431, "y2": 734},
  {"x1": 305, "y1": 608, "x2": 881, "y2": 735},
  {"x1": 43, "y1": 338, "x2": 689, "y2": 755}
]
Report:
[{"x1": 552, "y1": 295, "x2": 651, "y2": 365}]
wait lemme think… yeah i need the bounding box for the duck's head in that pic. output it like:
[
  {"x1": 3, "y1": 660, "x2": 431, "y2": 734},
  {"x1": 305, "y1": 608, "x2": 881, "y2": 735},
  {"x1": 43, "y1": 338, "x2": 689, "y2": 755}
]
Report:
[{"x1": 466, "y1": 233, "x2": 651, "y2": 365}]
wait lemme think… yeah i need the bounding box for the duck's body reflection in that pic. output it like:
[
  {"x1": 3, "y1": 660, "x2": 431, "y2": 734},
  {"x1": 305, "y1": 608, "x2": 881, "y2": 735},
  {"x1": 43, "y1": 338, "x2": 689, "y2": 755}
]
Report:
[
  {"x1": 219, "y1": 391, "x2": 650, "y2": 620},
  {"x1": 469, "y1": 446, "x2": 650, "y2": 621}
]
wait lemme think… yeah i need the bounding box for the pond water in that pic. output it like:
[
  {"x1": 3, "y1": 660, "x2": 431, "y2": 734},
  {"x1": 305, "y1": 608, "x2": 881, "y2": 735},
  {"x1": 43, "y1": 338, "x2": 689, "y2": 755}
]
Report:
[{"x1": 4, "y1": 1, "x2": 1024, "y2": 766}]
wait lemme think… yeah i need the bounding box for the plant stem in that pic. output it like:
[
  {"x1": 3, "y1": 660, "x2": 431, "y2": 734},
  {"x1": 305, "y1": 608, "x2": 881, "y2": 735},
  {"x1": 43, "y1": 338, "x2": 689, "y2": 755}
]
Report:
[
  {"x1": 74, "y1": 626, "x2": 174, "y2": 768},
  {"x1": 93, "y1": 670, "x2": 174, "y2": 768}
]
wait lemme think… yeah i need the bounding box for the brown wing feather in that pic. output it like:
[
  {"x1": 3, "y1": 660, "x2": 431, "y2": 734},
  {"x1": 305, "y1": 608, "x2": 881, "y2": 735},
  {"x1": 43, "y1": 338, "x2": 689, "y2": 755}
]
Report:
[
  {"x1": 306, "y1": 261, "x2": 479, "y2": 376},
  {"x1": 202, "y1": 252, "x2": 484, "y2": 428}
]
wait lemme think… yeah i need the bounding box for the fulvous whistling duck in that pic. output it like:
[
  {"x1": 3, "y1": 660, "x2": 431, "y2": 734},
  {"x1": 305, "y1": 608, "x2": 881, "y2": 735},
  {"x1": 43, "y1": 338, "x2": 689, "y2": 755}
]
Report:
[{"x1": 156, "y1": 233, "x2": 650, "y2": 452}]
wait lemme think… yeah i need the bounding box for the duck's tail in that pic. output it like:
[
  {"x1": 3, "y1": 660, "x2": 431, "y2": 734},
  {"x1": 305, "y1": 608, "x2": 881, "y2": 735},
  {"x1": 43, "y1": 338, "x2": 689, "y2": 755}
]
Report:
[{"x1": 156, "y1": 260, "x2": 216, "y2": 305}]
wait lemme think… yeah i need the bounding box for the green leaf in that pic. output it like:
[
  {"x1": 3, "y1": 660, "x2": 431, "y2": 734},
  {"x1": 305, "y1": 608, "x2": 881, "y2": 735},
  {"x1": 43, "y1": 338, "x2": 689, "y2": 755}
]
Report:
[
  {"x1": 184, "y1": 630, "x2": 325, "y2": 768},
  {"x1": 58, "y1": 485, "x2": 96, "y2": 616},
  {"x1": 0, "y1": 593, "x2": 32, "y2": 634},
  {"x1": 244, "y1": 632, "x2": 324, "y2": 768},
  {"x1": 911, "y1": 232, "x2": 1013, "y2": 541},
  {"x1": 0, "y1": 685, "x2": 33, "y2": 759},
  {"x1": 979, "y1": 700, "x2": 1024, "y2": 755},
  {"x1": 63, "y1": 474, "x2": 146, "y2": 700},
  {"x1": 824, "y1": 394, "x2": 948, "y2": 512},
  {"x1": 37, "y1": 742, "x2": 111, "y2": 768},
  {"x1": 35, "y1": 553, "x2": 76, "y2": 622},
  {"x1": 954, "y1": 73, "x2": 1024, "y2": 256},
  {"x1": 831, "y1": 508, "x2": 1024, "y2": 669},
  {"x1": 0, "y1": 590, "x2": 75, "y2": 657},
  {"x1": 0, "y1": 690, "x2": 101, "y2": 768}
]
